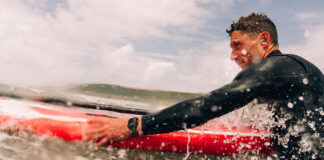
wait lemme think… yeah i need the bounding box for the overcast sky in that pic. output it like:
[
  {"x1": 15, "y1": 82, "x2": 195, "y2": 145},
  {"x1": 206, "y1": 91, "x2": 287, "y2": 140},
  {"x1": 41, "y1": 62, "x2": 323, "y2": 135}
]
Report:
[{"x1": 0, "y1": 0, "x2": 323, "y2": 92}]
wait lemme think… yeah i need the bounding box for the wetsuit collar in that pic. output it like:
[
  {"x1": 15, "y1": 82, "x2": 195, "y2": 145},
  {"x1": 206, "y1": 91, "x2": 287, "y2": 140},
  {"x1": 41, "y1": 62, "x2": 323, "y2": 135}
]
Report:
[{"x1": 266, "y1": 50, "x2": 282, "y2": 58}]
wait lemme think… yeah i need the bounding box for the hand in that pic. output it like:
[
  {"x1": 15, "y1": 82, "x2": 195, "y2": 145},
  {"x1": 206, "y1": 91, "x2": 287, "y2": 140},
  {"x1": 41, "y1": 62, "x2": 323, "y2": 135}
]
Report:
[{"x1": 83, "y1": 117, "x2": 131, "y2": 146}]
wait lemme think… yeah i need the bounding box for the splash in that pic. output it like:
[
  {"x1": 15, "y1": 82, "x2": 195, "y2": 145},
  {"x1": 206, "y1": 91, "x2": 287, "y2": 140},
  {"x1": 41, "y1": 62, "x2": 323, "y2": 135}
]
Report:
[{"x1": 183, "y1": 130, "x2": 191, "y2": 160}]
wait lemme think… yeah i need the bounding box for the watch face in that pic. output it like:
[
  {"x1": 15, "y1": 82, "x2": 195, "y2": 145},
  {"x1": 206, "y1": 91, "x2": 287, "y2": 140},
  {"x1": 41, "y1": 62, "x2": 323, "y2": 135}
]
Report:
[
  {"x1": 128, "y1": 117, "x2": 138, "y2": 127},
  {"x1": 128, "y1": 117, "x2": 139, "y2": 137}
]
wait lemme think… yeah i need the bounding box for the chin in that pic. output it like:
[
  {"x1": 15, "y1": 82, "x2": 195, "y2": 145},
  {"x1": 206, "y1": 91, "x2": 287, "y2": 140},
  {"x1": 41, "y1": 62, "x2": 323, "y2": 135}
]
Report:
[
  {"x1": 235, "y1": 60, "x2": 248, "y2": 69},
  {"x1": 237, "y1": 63, "x2": 246, "y2": 69}
]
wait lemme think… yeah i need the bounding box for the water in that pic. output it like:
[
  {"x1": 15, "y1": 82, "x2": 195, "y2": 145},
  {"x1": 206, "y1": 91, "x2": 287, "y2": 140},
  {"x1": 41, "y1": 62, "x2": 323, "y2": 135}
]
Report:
[{"x1": 0, "y1": 130, "x2": 234, "y2": 160}]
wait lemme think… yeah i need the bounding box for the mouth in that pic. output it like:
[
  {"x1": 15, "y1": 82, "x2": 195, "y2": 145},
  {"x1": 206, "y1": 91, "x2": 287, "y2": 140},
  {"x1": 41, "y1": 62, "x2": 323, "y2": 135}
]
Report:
[{"x1": 235, "y1": 60, "x2": 247, "y2": 68}]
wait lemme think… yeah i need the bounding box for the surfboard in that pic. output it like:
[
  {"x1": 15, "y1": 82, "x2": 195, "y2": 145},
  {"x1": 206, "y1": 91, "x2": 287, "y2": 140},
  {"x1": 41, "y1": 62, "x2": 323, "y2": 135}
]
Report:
[{"x1": 0, "y1": 97, "x2": 273, "y2": 155}]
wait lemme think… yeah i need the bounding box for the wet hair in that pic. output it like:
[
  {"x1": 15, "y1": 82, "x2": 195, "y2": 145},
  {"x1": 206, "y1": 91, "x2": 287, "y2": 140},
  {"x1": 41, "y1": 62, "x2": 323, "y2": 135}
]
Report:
[{"x1": 226, "y1": 12, "x2": 278, "y2": 46}]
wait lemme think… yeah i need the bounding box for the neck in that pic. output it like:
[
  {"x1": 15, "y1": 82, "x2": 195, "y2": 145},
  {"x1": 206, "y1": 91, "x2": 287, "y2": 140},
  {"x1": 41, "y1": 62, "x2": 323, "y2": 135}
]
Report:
[{"x1": 263, "y1": 45, "x2": 279, "y2": 58}]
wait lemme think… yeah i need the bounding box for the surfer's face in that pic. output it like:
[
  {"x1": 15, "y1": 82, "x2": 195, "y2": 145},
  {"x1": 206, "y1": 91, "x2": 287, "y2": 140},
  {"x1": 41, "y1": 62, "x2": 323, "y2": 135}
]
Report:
[{"x1": 230, "y1": 31, "x2": 264, "y2": 69}]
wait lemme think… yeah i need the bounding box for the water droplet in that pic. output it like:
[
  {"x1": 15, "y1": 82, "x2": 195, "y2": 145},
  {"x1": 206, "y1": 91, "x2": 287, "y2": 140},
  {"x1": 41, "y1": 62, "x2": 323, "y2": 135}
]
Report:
[
  {"x1": 308, "y1": 121, "x2": 316, "y2": 130},
  {"x1": 287, "y1": 102, "x2": 294, "y2": 108},
  {"x1": 194, "y1": 100, "x2": 201, "y2": 104},
  {"x1": 304, "y1": 30, "x2": 310, "y2": 38},
  {"x1": 319, "y1": 108, "x2": 324, "y2": 116},
  {"x1": 67, "y1": 101, "x2": 72, "y2": 106},
  {"x1": 298, "y1": 96, "x2": 304, "y2": 101},
  {"x1": 182, "y1": 123, "x2": 187, "y2": 129},
  {"x1": 306, "y1": 110, "x2": 312, "y2": 116},
  {"x1": 211, "y1": 106, "x2": 219, "y2": 112},
  {"x1": 302, "y1": 78, "x2": 309, "y2": 85},
  {"x1": 117, "y1": 149, "x2": 126, "y2": 158},
  {"x1": 241, "y1": 49, "x2": 247, "y2": 55}
]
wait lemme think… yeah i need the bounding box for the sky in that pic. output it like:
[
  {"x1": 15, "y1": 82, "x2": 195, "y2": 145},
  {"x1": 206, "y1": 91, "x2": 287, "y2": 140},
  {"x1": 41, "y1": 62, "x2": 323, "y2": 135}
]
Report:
[{"x1": 0, "y1": 0, "x2": 324, "y2": 92}]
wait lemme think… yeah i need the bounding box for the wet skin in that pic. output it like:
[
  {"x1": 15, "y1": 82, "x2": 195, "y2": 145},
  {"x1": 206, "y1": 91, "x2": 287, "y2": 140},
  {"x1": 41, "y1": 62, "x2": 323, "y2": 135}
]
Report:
[{"x1": 230, "y1": 31, "x2": 272, "y2": 68}]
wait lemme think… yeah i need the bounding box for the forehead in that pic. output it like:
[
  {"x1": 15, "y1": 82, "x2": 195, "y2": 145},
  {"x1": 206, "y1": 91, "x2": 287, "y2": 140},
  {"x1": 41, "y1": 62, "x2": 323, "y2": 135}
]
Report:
[{"x1": 230, "y1": 31, "x2": 252, "y2": 42}]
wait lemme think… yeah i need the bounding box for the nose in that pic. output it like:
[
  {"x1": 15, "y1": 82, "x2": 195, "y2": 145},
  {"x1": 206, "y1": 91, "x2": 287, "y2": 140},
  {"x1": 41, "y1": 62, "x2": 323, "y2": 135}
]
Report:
[{"x1": 231, "y1": 50, "x2": 239, "y2": 61}]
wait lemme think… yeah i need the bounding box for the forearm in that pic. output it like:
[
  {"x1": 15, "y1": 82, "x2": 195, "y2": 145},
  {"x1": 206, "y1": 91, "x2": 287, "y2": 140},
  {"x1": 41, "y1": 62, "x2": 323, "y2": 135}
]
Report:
[
  {"x1": 140, "y1": 96, "x2": 228, "y2": 135},
  {"x1": 138, "y1": 81, "x2": 260, "y2": 135}
]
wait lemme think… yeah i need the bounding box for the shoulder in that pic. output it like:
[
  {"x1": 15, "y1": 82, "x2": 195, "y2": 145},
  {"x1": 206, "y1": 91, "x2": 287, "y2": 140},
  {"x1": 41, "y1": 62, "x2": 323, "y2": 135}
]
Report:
[
  {"x1": 269, "y1": 53, "x2": 323, "y2": 76},
  {"x1": 265, "y1": 53, "x2": 306, "y2": 73},
  {"x1": 234, "y1": 54, "x2": 306, "y2": 81}
]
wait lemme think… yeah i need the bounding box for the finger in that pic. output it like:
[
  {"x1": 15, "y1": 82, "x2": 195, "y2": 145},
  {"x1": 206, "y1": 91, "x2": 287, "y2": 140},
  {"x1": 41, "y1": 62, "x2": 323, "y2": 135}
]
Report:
[
  {"x1": 84, "y1": 127, "x2": 107, "y2": 135},
  {"x1": 84, "y1": 128, "x2": 112, "y2": 142},
  {"x1": 82, "y1": 132, "x2": 93, "y2": 142},
  {"x1": 87, "y1": 120, "x2": 106, "y2": 128},
  {"x1": 85, "y1": 126, "x2": 110, "y2": 136},
  {"x1": 83, "y1": 130, "x2": 100, "y2": 141},
  {"x1": 97, "y1": 136, "x2": 110, "y2": 146}
]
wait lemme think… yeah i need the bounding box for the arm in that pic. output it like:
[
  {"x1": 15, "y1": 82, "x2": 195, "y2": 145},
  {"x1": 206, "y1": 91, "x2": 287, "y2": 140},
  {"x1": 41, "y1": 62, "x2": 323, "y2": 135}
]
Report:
[
  {"x1": 141, "y1": 72, "x2": 263, "y2": 134},
  {"x1": 85, "y1": 56, "x2": 306, "y2": 145},
  {"x1": 84, "y1": 71, "x2": 263, "y2": 145},
  {"x1": 141, "y1": 56, "x2": 306, "y2": 135}
]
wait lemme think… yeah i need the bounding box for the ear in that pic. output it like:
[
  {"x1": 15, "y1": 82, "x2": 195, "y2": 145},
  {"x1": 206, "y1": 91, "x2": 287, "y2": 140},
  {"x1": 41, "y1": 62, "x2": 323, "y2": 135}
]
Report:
[{"x1": 259, "y1": 32, "x2": 271, "y2": 48}]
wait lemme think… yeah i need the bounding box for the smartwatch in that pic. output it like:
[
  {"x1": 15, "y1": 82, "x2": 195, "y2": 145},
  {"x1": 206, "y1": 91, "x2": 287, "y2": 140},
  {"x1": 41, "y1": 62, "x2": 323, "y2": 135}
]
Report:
[{"x1": 127, "y1": 117, "x2": 139, "y2": 137}]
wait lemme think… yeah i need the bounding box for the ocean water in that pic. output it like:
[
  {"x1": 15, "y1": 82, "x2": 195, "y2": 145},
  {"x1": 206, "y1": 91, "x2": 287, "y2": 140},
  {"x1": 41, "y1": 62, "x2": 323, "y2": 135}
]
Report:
[
  {"x1": 0, "y1": 126, "x2": 271, "y2": 160},
  {"x1": 0, "y1": 129, "x2": 233, "y2": 160}
]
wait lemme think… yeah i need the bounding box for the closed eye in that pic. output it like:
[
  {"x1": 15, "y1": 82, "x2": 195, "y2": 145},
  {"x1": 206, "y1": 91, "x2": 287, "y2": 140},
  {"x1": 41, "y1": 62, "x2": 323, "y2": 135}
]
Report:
[{"x1": 231, "y1": 42, "x2": 240, "y2": 49}]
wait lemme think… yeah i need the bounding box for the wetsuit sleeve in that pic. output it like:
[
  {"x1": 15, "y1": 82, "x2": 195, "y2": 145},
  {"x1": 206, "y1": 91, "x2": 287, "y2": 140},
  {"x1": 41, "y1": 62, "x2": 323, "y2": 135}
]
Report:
[{"x1": 141, "y1": 57, "x2": 306, "y2": 135}]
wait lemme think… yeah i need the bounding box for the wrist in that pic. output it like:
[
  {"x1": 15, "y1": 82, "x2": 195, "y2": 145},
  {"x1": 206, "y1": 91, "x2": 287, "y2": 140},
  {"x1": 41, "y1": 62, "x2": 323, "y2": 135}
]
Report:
[
  {"x1": 137, "y1": 117, "x2": 143, "y2": 136},
  {"x1": 127, "y1": 117, "x2": 143, "y2": 137}
]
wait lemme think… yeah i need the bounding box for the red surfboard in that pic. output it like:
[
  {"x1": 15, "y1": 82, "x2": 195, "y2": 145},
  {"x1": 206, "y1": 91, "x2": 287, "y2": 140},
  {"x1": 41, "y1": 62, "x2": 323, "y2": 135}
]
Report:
[{"x1": 0, "y1": 97, "x2": 273, "y2": 155}]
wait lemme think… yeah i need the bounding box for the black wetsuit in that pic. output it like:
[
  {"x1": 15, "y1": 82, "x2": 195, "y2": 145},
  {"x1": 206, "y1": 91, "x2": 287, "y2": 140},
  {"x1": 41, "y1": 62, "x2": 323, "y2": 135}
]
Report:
[{"x1": 141, "y1": 50, "x2": 324, "y2": 159}]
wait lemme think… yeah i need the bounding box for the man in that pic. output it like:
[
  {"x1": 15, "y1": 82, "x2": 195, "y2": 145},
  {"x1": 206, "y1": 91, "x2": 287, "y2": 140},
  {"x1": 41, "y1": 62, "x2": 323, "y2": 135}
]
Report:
[{"x1": 85, "y1": 13, "x2": 324, "y2": 159}]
